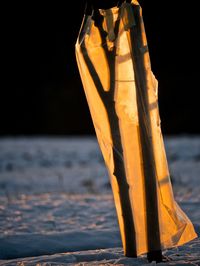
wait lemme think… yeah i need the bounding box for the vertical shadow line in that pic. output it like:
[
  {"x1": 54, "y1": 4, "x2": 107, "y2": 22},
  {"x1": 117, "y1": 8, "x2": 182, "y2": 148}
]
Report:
[
  {"x1": 79, "y1": 11, "x2": 137, "y2": 257},
  {"x1": 127, "y1": 3, "x2": 161, "y2": 252}
]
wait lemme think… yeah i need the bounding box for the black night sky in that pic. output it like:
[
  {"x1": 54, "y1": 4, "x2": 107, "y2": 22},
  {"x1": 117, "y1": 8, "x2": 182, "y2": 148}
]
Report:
[{"x1": 1, "y1": 0, "x2": 199, "y2": 136}]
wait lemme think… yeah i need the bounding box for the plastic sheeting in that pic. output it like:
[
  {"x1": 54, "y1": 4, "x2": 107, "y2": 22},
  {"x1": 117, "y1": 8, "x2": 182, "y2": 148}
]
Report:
[{"x1": 75, "y1": 0, "x2": 197, "y2": 257}]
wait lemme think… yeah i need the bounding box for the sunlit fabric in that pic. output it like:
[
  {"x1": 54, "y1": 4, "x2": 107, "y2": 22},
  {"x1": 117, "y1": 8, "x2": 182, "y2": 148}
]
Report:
[{"x1": 75, "y1": 0, "x2": 197, "y2": 257}]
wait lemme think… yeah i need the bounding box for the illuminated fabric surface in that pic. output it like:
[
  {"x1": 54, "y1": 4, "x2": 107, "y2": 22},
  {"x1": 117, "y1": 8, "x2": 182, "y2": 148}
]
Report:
[{"x1": 75, "y1": 0, "x2": 197, "y2": 256}]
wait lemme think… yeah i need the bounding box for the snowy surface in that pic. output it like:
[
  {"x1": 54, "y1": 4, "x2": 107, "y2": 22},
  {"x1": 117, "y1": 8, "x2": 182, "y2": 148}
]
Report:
[{"x1": 0, "y1": 136, "x2": 199, "y2": 265}]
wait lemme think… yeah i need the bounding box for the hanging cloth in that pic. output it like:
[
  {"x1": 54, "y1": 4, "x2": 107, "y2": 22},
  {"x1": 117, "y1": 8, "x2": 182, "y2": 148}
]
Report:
[{"x1": 75, "y1": 0, "x2": 197, "y2": 257}]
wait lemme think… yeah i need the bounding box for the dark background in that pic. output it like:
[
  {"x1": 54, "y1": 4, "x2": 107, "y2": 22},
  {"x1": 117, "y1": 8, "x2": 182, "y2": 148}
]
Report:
[{"x1": 1, "y1": 0, "x2": 199, "y2": 136}]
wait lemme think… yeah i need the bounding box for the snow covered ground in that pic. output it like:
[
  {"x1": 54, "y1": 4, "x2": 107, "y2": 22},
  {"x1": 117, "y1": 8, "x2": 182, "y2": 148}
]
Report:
[{"x1": 0, "y1": 136, "x2": 199, "y2": 265}]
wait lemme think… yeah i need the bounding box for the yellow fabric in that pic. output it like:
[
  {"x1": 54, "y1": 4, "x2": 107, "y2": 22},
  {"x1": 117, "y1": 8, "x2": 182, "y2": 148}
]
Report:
[{"x1": 75, "y1": 0, "x2": 197, "y2": 256}]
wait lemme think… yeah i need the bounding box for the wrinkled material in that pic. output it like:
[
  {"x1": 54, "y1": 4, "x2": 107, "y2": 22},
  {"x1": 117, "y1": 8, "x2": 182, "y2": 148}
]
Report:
[{"x1": 75, "y1": 0, "x2": 197, "y2": 257}]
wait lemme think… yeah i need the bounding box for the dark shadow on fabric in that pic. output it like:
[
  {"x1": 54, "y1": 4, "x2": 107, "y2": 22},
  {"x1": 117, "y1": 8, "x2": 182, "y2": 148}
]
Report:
[
  {"x1": 80, "y1": 11, "x2": 137, "y2": 257},
  {"x1": 128, "y1": 3, "x2": 161, "y2": 252}
]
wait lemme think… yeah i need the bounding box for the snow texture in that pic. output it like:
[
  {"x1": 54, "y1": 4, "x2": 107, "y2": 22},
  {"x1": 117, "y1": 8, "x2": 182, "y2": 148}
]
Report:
[{"x1": 0, "y1": 136, "x2": 199, "y2": 265}]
